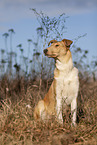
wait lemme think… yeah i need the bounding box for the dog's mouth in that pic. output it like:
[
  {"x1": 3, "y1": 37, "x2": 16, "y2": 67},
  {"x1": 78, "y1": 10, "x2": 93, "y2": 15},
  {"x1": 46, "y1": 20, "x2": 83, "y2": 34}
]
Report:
[
  {"x1": 44, "y1": 49, "x2": 59, "y2": 58},
  {"x1": 45, "y1": 53, "x2": 58, "y2": 58}
]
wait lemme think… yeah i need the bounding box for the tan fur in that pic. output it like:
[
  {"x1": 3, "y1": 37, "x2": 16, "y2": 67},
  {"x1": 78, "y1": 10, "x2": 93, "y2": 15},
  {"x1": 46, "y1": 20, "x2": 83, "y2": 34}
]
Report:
[
  {"x1": 34, "y1": 39, "x2": 79, "y2": 126},
  {"x1": 34, "y1": 80, "x2": 56, "y2": 119}
]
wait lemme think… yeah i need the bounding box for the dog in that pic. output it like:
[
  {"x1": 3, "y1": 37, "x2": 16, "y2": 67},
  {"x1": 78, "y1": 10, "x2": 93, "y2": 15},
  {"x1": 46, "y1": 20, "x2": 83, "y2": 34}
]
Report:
[{"x1": 34, "y1": 39, "x2": 79, "y2": 126}]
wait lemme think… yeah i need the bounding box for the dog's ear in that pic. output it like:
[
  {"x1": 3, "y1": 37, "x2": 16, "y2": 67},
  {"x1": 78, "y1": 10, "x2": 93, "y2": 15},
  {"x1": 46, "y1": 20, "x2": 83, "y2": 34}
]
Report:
[
  {"x1": 48, "y1": 40, "x2": 57, "y2": 46},
  {"x1": 62, "y1": 39, "x2": 73, "y2": 48}
]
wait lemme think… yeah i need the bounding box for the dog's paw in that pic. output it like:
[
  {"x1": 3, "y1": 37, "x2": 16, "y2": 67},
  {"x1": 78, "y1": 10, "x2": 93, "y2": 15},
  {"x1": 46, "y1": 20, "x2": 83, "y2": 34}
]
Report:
[{"x1": 71, "y1": 122, "x2": 77, "y2": 127}]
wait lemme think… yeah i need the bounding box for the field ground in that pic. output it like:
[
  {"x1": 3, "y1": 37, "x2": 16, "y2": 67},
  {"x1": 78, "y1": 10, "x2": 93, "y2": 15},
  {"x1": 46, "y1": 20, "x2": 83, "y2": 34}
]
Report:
[{"x1": 0, "y1": 76, "x2": 97, "y2": 145}]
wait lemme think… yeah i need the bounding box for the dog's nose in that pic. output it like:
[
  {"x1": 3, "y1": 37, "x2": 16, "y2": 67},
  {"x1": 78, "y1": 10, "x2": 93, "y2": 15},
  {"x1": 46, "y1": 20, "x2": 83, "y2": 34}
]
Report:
[{"x1": 44, "y1": 49, "x2": 48, "y2": 54}]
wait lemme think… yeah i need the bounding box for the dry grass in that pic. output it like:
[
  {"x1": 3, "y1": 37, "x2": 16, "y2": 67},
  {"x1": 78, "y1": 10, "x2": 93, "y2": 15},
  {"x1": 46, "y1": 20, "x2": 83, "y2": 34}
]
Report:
[{"x1": 0, "y1": 76, "x2": 97, "y2": 145}]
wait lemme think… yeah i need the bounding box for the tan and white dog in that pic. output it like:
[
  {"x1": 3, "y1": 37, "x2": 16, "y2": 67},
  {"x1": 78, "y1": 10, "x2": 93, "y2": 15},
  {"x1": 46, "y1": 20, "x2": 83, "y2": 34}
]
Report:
[{"x1": 34, "y1": 39, "x2": 79, "y2": 126}]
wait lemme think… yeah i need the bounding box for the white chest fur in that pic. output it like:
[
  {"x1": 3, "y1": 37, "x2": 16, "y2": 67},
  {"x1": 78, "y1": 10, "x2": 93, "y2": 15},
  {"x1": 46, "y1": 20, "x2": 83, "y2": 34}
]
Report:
[
  {"x1": 55, "y1": 67, "x2": 79, "y2": 105},
  {"x1": 55, "y1": 59, "x2": 79, "y2": 104}
]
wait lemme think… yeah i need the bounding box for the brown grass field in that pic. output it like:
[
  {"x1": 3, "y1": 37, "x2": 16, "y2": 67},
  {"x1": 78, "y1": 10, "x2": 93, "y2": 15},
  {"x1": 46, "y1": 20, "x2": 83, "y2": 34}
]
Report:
[{"x1": 0, "y1": 76, "x2": 97, "y2": 145}]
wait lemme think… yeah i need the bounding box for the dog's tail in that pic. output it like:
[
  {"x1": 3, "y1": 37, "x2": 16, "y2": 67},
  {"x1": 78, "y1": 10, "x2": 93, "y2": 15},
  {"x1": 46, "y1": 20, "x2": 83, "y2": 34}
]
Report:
[{"x1": 34, "y1": 100, "x2": 46, "y2": 120}]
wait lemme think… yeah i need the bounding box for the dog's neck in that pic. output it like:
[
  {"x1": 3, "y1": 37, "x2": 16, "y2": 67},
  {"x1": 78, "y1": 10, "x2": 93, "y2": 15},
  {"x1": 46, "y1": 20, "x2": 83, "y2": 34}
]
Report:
[
  {"x1": 55, "y1": 50, "x2": 73, "y2": 72},
  {"x1": 55, "y1": 58, "x2": 73, "y2": 71}
]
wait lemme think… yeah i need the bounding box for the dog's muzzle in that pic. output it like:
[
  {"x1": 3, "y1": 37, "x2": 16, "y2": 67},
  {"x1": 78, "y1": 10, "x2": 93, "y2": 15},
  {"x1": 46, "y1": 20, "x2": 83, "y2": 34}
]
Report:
[{"x1": 44, "y1": 49, "x2": 48, "y2": 55}]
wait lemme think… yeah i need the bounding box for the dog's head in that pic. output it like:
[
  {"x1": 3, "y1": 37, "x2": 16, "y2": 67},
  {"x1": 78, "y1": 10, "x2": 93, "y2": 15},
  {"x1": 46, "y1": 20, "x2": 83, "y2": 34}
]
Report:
[{"x1": 44, "y1": 39, "x2": 73, "y2": 59}]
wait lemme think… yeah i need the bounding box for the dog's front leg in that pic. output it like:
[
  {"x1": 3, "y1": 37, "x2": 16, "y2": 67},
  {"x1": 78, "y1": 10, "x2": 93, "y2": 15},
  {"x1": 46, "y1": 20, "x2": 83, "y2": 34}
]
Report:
[
  {"x1": 56, "y1": 97, "x2": 63, "y2": 124},
  {"x1": 71, "y1": 97, "x2": 77, "y2": 126}
]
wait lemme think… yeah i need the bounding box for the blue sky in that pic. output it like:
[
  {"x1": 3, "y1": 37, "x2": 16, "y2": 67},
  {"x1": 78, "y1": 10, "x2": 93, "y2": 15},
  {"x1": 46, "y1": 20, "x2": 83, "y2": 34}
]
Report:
[{"x1": 0, "y1": 0, "x2": 97, "y2": 62}]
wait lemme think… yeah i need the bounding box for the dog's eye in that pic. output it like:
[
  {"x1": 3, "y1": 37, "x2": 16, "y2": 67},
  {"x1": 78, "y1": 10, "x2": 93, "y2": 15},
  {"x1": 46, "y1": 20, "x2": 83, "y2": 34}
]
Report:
[{"x1": 55, "y1": 45, "x2": 59, "y2": 47}]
